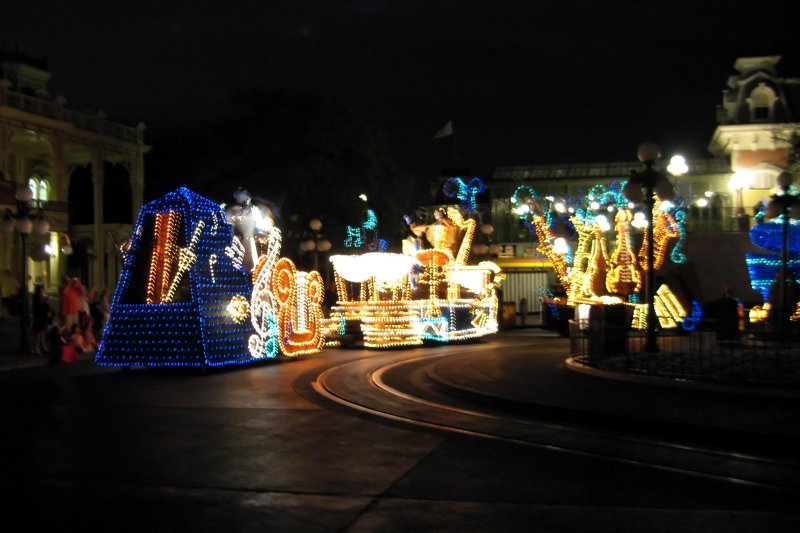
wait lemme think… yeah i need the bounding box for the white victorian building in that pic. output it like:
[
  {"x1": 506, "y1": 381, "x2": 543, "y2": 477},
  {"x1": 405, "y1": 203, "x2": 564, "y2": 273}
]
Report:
[{"x1": 0, "y1": 51, "x2": 150, "y2": 295}]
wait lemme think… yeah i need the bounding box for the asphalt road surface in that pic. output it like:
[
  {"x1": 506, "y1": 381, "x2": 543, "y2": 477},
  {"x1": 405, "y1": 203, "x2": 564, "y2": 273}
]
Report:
[{"x1": 1, "y1": 333, "x2": 797, "y2": 532}]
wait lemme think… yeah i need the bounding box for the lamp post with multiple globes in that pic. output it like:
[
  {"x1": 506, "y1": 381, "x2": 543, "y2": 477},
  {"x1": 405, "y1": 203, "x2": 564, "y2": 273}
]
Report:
[
  {"x1": 623, "y1": 143, "x2": 676, "y2": 353},
  {"x1": 300, "y1": 218, "x2": 332, "y2": 274},
  {"x1": 765, "y1": 171, "x2": 800, "y2": 333},
  {"x1": 2, "y1": 184, "x2": 50, "y2": 355}
]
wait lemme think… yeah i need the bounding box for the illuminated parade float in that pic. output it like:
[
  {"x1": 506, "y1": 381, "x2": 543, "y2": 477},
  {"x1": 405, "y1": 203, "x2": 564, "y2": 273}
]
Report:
[
  {"x1": 96, "y1": 187, "x2": 325, "y2": 368},
  {"x1": 328, "y1": 178, "x2": 503, "y2": 348},
  {"x1": 97, "y1": 180, "x2": 503, "y2": 366},
  {"x1": 745, "y1": 192, "x2": 800, "y2": 324},
  {"x1": 511, "y1": 179, "x2": 697, "y2": 333}
]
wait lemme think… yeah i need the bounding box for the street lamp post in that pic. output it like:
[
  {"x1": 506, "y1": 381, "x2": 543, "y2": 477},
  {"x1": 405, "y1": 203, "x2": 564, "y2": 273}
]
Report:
[
  {"x1": 2, "y1": 184, "x2": 50, "y2": 355},
  {"x1": 623, "y1": 143, "x2": 676, "y2": 353},
  {"x1": 766, "y1": 171, "x2": 800, "y2": 333},
  {"x1": 301, "y1": 219, "x2": 332, "y2": 274}
]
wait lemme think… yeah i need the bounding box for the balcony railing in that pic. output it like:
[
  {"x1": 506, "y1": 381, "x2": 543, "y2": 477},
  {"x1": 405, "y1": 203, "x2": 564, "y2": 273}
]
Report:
[{"x1": 1, "y1": 87, "x2": 141, "y2": 143}]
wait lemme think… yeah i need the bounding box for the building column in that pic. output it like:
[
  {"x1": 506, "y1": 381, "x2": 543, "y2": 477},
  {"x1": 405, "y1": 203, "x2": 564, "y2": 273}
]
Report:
[
  {"x1": 51, "y1": 137, "x2": 68, "y2": 202},
  {"x1": 0, "y1": 123, "x2": 8, "y2": 179},
  {"x1": 91, "y1": 150, "x2": 105, "y2": 289},
  {"x1": 50, "y1": 136, "x2": 69, "y2": 291},
  {"x1": 131, "y1": 153, "x2": 144, "y2": 221}
]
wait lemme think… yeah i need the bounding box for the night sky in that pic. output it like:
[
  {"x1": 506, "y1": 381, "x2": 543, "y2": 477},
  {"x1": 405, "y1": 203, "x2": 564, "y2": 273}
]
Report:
[{"x1": 3, "y1": 1, "x2": 799, "y2": 180}]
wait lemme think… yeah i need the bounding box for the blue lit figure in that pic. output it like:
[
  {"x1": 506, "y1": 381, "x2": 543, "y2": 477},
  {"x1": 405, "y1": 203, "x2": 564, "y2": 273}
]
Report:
[
  {"x1": 682, "y1": 301, "x2": 703, "y2": 331},
  {"x1": 745, "y1": 218, "x2": 800, "y2": 301},
  {"x1": 443, "y1": 177, "x2": 485, "y2": 214},
  {"x1": 97, "y1": 187, "x2": 255, "y2": 369},
  {"x1": 345, "y1": 207, "x2": 387, "y2": 251}
]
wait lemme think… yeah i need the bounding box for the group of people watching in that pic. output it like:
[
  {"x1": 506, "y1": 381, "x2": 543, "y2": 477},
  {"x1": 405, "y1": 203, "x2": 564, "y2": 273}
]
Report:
[{"x1": 30, "y1": 276, "x2": 110, "y2": 361}]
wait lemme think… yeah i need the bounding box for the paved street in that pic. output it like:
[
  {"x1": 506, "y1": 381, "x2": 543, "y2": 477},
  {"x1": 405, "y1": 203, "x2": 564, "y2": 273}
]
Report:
[{"x1": 1, "y1": 325, "x2": 798, "y2": 532}]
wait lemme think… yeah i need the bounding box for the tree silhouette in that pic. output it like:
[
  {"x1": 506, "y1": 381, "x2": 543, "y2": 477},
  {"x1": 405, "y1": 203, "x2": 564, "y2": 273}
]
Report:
[{"x1": 147, "y1": 88, "x2": 412, "y2": 255}]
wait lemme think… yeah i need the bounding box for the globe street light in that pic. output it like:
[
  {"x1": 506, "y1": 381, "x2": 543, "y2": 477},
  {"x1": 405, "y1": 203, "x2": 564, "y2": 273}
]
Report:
[
  {"x1": 623, "y1": 142, "x2": 676, "y2": 353},
  {"x1": 2, "y1": 184, "x2": 50, "y2": 355},
  {"x1": 765, "y1": 171, "x2": 800, "y2": 332},
  {"x1": 667, "y1": 155, "x2": 689, "y2": 177},
  {"x1": 729, "y1": 169, "x2": 754, "y2": 232},
  {"x1": 301, "y1": 219, "x2": 332, "y2": 273}
]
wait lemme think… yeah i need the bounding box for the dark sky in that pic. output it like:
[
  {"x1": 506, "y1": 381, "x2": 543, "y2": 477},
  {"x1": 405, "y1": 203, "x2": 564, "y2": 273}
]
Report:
[{"x1": 3, "y1": 1, "x2": 799, "y2": 179}]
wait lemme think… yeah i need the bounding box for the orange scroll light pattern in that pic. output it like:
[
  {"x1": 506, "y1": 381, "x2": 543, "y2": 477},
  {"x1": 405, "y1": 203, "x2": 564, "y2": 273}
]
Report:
[
  {"x1": 638, "y1": 201, "x2": 680, "y2": 272},
  {"x1": 146, "y1": 211, "x2": 183, "y2": 304},
  {"x1": 521, "y1": 199, "x2": 570, "y2": 291},
  {"x1": 270, "y1": 257, "x2": 325, "y2": 356}
]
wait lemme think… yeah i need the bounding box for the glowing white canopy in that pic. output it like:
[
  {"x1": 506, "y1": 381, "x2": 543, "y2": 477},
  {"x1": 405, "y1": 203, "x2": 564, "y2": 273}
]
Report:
[{"x1": 330, "y1": 253, "x2": 415, "y2": 283}]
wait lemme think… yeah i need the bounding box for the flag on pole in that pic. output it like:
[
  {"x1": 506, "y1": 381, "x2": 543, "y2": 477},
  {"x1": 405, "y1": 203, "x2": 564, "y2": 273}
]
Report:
[{"x1": 433, "y1": 120, "x2": 454, "y2": 139}]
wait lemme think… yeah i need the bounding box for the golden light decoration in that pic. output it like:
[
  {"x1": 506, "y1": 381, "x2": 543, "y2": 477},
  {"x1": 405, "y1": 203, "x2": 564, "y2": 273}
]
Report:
[
  {"x1": 446, "y1": 206, "x2": 476, "y2": 266},
  {"x1": 579, "y1": 226, "x2": 610, "y2": 300},
  {"x1": 271, "y1": 257, "x2": 325, "y2": 356},
  {"x1": 227, "y1": 294, "x2": 251, "y2": 324},
  {"x1": 631, "y1": 284, "x2": 687, "y2": 329},
  {"x1": 606, "y1": 209, "x2": 642, "y2": 296},
  {"x1": 638, "y1": 200, "x2": 680, "y2": 272},
  {"x1": 749, "y1": 304, "x2": 769, "y2": 323},
  {"x1": 164, "y1": 220, "x2": 205, "y2": 303},
  {"x1": 566, "y1": 219, "x2": 595, "y2": 305},
  {"x1": 515, "y1": 196, "x2": 570, "y2": 290},
  {"x1": 146, "y1": 211, "x2": 183, "y2": 304},
  {"x1": 328, "y1": 206, "x2": 502, "y2": 348}
]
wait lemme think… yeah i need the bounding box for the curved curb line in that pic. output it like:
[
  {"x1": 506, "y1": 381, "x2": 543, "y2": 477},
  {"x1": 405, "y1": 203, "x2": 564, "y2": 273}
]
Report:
[
  {"x1": 564, "y1": 357, "x2": 800, "y2": 400},
  {"x1": 426, "y1": 357, "x2": 800, "y2": 449}
]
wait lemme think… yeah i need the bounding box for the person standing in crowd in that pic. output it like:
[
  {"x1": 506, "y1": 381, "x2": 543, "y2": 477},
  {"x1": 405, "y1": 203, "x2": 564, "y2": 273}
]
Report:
[
  {"x1": 78, "y1": 279, "x2": 91, "y2": 330},
  {"x1": 32, "y1": 284, "x2": 53, "y2": 355},
  {"x1": 714, "y1": 284, "x2": 740, "y2": 341},
  {"x1": 87, "y1": 287, "x2": 101, "y2": 330},
  {"x1": 1, "y1": 268, "x2": 20, "y2": 319},
  {"x1": 61, "y1": 277, "x2": 82, "y2": 328},
  {"x1": 96, "y1": 288, "x2": 111, "y2": 331}
]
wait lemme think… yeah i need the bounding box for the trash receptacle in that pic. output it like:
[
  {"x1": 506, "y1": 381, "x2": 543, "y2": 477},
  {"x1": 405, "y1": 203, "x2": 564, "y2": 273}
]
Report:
[
  {"x1": 588, "y1": 304, "x2": 628, "y2": 359},
  {"x1": 501, "y1": 301, "x2": 516, "y2": 329}
]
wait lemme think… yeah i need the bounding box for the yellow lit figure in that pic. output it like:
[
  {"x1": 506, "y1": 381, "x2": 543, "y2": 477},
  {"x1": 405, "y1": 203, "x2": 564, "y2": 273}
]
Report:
[
  {"x1": 606, "y1": 210, "x2": 642, "y2": 297},
  {"x1": 580, "y1": 226, "x2": 610, "y2": 299},
  {"x1": 425, "y1": 208, "x2": 458, "y2": 257},
  {"x1": 566, "y1": 219, "x2": 595, "y2": 305}
]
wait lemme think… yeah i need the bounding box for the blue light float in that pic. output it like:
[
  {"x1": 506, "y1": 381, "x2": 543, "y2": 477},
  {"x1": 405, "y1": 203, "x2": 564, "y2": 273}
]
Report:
[
  {"x1": 745, "y1": 218, "x2": 800, "y2": 301},
  {"x1": 97, "y1": 187, "x2": 262, "y2": 369}
]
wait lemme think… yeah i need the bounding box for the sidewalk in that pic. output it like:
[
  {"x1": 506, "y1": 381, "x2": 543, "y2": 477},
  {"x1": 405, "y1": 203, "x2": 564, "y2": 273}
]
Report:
[{"x1": 429, "y1": 328, "x2": 800, "y2": 450}]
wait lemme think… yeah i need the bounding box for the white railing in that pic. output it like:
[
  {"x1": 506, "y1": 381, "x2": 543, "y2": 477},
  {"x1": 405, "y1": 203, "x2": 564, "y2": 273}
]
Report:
[{"x1": 1, "y1": 86, "x2": 141, "y2": 143}]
